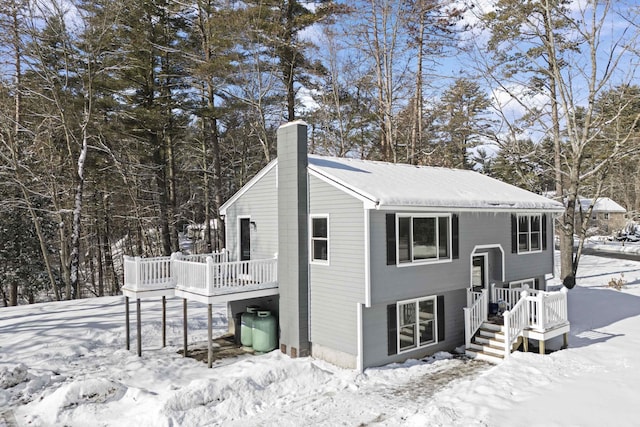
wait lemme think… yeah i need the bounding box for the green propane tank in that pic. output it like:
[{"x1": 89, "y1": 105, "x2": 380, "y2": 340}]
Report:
[
  {"x1": 241, "y1": 306, "x2": 259, "y2": 347},
  {"x1": 252, "y1": 310, "x2": 277, "y2": 352}
]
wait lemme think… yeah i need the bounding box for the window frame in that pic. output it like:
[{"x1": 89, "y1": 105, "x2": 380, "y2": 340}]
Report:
[
  {"x1": 310, "y1": 214, "x2": 330, "y2": 265},
  {"x1": 396, "y1": 213, "x2": 452, "y2": 266},
  {"x1": 396, "y1": 296, "x2": 438, "y2": 354},
  {"x1": 509, "y1": 278, "x2": 536, "y2": 290},
  {"x1": 516, "y1": 214, "x2": 543, "y2": 254}
]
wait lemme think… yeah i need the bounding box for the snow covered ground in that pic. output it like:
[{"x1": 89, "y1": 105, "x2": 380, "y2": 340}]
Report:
[{"x1": 2, "y1": 252, "x2": 640, "y2": 426}]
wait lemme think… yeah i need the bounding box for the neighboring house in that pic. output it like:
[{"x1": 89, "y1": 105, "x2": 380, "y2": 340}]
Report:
[
  {"x1": 218, "y1": 121, "x2": 567, "y2": 369},
  {"x1": 577, "y1": 197, "x2": 627, "y2": 233}
]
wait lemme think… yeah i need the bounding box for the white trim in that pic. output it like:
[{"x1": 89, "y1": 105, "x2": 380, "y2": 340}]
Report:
[
  {"x1": 308, "y1": 168, "x2": 378, "y2": 209},
  {"x1": 396, "y1": 295, "x2": 438, "y2": 354},
  {"x1": 395, "y1": 213, "x2": 452, "y2": 266},
  {"x1": 516, "y1": 213, "x2": 543, "y2": 254},
  {"x1": 377, "y1": 205, "x2": 564, "y2": 213},
  {"x1": 219, "y1": 160, "x2": 278, "y2": 215},
  {"x1": 309, "y1": 214, "x2": 330, "y2": 265},
  {"x1": 364, "y1": 208, "x2": 371, "y2": 308},
  {"x1": 471, "y1": 244, "x2": 505, "y2": 283},
  {"x1": 237, "y1": 215, "x2": 251, "y2": 262},
  {"x1": 357, "y1": 302, "x2": 364, "y2": 372}
]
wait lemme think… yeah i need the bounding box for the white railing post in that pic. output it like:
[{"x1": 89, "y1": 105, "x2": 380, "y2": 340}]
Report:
[
  {"x1": 490, "y1": 283, "x2": 496, "y2": 303},
  {"x1": 464, "y1": 308, "x2": 471, "y2": 347},
  {"x1": 206, "y1": 257, "x2": 214, "y2": 294},
  {"x1": 503, "y1": 310, "x2": 511, "y2": 358},
  {"x1": 561, "y1": 286, "x2": 569, "y2": 323},
  {"x1": 481, "y1": 289, "x2": 488, "y2": 322},
  {"x1": 538, "y1": 293, "x2": 547, "y2": 330},
  {"x1": 134, "y1": 256, "x2": 142, "y2": 289}
]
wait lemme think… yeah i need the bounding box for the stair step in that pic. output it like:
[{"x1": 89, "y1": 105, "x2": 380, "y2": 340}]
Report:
[
  {"x1": 478, "y1": 329, "x2": 505, "y2": 341},
  {"x1": 465, "y1": 348, "x2": 504, "y2": 364},
  {"x1": 467, "y1": 342, "x2": 506, "y2": 357},
  {"x1": 475, "y1": 336, "x2": 505, "y2": 347},
  {"x1": 481, "y1": 322, "x2": 506, "y2": 333}
]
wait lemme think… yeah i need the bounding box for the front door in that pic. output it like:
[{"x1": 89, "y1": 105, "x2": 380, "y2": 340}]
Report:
[
  {"x1": 471, "y1": 254, "x2": 488, "y2": 292},
  {"x1": 239, "y1": 218, "x2": 251, "y2": 261}
]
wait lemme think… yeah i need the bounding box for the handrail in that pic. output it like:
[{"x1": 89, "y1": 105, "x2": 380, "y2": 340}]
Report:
[
  {"x1": 463, "y1": 289, "x2": 488, "y2": 347},
  {"x1": 503, "y1": 290, "x2": 529, "y2": 358}
]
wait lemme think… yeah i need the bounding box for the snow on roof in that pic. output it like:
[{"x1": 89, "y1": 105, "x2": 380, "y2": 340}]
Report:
[
  {"x1": 578, "y1": 197, "x2": 626, "y2": 213},
  {"x1": 308, "y1": 155, "x2": 565, "y2": 211}
]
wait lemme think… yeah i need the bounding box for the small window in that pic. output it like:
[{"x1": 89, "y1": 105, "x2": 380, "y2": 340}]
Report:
[
  {"x1": 397, "y1": 296, "x2": 437, "y2": 353},
  {"x1": 311, "y1": 215, "x2": 329, "y2": 263},
  {"x1": 603, "y1": 212, "x2": 610, "y2": 220},
  {"x1": 517, "y1": 214, "x2": 542, "y2": 254},
  {"x1": 509, "y1": 278, "x2": 535, "y2": 289}
]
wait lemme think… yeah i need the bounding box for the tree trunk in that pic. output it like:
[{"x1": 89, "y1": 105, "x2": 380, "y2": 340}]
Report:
[{"x1": 70, "y1": 126, "x2": 89, "y2": 299}]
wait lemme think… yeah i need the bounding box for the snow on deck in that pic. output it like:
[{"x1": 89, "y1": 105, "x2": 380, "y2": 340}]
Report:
[{"x1": 308, "y1": 155, "x2": 564, "y2": 211}]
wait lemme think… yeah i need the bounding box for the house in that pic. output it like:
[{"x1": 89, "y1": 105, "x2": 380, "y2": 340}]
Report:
[
  {"x1": 216, "y1": 121, "x2": 568, "y2": 369},
  {"x1": 577, "y1": 197, "x2": 627, "y2": 234}
]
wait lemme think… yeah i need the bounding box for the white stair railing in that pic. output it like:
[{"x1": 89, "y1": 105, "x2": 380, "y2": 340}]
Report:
[
  {"x1": 463, "y1": 289, "x2": 488, "y2": 347},
  {"x1": 503, "y1": 290, "x2": 529, "y2": 358}
]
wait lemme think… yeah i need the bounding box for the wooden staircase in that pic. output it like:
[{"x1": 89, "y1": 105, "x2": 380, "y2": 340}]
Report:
[{"x1": 465, "y1": 322, "x2": 522, "y2": 364}]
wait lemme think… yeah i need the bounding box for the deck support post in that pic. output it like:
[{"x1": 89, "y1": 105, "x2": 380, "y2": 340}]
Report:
[
  {"x1": 208, "y1": 304, "x2": 213, "y2": 368},
  {"x1": 563, "y1": 332, "x2": 569, "y2": 349},
  {"x1": 136, "y1": 298, "x2": 142, "y2": 357},
  {"x1": 162, "y1": 296, "x2": 166, "y2": 348},
  {"x1": 539, "y1": 339, "x2": 545, "y2": 355},
  {"x1": 523, "y1": 337, "x2": 529, "y2": 352},
  {"x1": 125, "y1": 296, "x2": 130, "y2": 350},
  {"x1": 183, "y1": 298, "x2": 188, "y2": 357}
]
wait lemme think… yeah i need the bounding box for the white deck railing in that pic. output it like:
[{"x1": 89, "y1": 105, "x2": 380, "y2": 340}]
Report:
[
  {"x1": 123, "y1": 250, "x2": 277, "y2": 297},
  {"x1": 463, "y1": 289, "x2": 488, "y2": 347},
  {"x1": 528, "y1": 289, "x2": 569, "y2": 331},
  {"x1": 174, "y1": 257, "x2": 278, "y2": 296},
  {"x1": 491, "y1": 284, "x2": 540, "y2": 309},
  {"x1": 123, "y1": 254, "x2": 176, "y2": 291},
  {"x1": 502, "y1": 288, "x2": 569, "y2": 358}
]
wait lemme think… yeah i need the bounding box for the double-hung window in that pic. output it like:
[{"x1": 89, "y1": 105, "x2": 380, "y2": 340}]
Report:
[
  {"x1": 397, "y1": 214, "x2": 450, "y2": 264},
  {"x1": 517, "y1": 214, "x2": 542, "y2": 253},
  {"x1": 310, "y1": 215, "x2": 329, "y2": 264},
  {"x1": 397, "y1": 296, "x2": 437, "y2": 352}
]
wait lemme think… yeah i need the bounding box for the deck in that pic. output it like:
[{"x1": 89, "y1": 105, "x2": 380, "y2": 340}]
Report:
[
  {"x1": 464, "y1": 285, "x2": 570, "y2": 362},
  {"x1": 122, "y1": 251, "x2": 278, "y2": 302}
]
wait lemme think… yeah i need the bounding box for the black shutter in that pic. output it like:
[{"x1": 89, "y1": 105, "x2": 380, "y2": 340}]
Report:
[
  {"x1": 452, "y1": 214, "x2": 459, "y2": 259},
  {"x1": 511, "y1": 214, "x2": 518, "y2": 253},
  {"x1": 386, "y1": 214, "x2": 396, "y2": 265},
  {"x1": 542, "y1": 214, "x2": 548, "y2": 250},
  {"x1": 387, "y1": 304, "x2": 397, "y2": 355},
  {"x1": 437, "y1": 295, "x2": 445, "y2": 342}
]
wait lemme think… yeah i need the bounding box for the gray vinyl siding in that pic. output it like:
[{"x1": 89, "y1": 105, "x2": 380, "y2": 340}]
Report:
[
  {"x1": 309, "y1": 174, "x2": 365, "y2": 356},
  {"x1": 369, "y1": 211, "x2": 555, "y2": 305},
  {"x1": 224, "y1": 167, "x2": 278, "y2": 262},
  {"x1": 362, "y1": 288, "x2": 466, "y2": 368}
]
